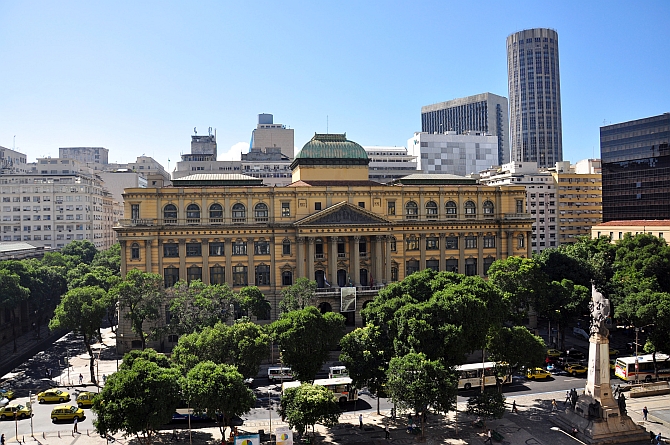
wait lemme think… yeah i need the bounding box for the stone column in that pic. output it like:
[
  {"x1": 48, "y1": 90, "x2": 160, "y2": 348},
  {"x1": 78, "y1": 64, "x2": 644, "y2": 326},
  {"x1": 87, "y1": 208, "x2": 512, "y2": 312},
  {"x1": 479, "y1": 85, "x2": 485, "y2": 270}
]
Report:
[
  {"x1": 477, "y1": 233, "x2": 484, "y2": 276},
  {"x1": 496, "y1": 229, "x2": 502, "y2": 259},
  {"x1": 419, "y1": 234, "x2": 426, "y2": 271},
  {"x1": 385, "y1": 235, "x2": 392, "y2": 284},
  {"x1": 224, "y1": 238, "x2": 233, "y2": 287},
  {"x1": 307, "y1": 237, "x2": 315, "y2": 282},
  {"x1": 201, "y1": 196, "x2": 208, "y2": 225},
  {"x1": 329, "y1": 236, "x2": 338, "y2": 287},
  {"x1": 202, "y1": 239, "x2": 210, "y2": 284},
  {"x1": 458, "y1": 232, "x2": 465, "y2": 273},
  {"x1": 145, "y1": 239, "x2": 152, "y2": 272},
  {"x1": 178, "y1": 196, "x2": 185, "y2": 224},
  {"x1": 439, "y1": 234, "x2": 446, "y2": 272},
  {"x1": 296, "y1": 237, "x2": 305, "y2": 278},
  {"x1": 178, "y1": 239, "x2": 186, "y2": 281},
  {"x1": 157, "y1": 240, "x2": 163, "y2": 280},
  {"x1": 119, "y1": 240, "x2": 127, "y2": 276},
  {"x1": 269, "y1": 236, "x2": 276, "y2": 293},
  {"x1": 507, "y1": 231, "x2": 514, "y2": 257},
  {"x1": 374, "y1": 235, "x2": 383, "y2": 285},
  {"x1": 353, "y1": 236, "x2": 361, "y2": 286},
  {"x1": 247, "y1": 238, "x2": 255, "y2": 286},
  {"x1": 526, "y1": 232, "x2": 532, "y2": 258}
]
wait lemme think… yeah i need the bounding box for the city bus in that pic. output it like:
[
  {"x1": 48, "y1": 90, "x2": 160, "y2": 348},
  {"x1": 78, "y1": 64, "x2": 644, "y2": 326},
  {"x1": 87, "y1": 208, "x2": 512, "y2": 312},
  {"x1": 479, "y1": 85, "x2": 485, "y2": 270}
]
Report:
[
  {"x1": 455, "y1": 362, "x2": 512, "y2": 390},
  {"x1": 283, "y1": 377, "x2": 358, "y2": 404},
  {"x1": 614, "y1": 353, "x2": 670, "y2": 382}
]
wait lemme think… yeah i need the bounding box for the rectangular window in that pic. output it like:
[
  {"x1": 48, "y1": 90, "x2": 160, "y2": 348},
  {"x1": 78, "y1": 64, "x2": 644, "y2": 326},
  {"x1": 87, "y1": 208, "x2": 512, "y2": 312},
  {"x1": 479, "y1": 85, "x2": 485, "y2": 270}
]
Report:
[
  {"x1": 163, "y1": 243, "x2": 179, "y2": 257},
  {"x1": 445, "y1": 236, "x2": 458, "y2": 249},
  {"x1": 315, "y1": 202, "x2": 322, "y2": 211},
  {"x1": 426, "y1": 237, "x2": 439, "y2": 250},
  {"x1": 391, "y1": 267, "x2": 398, "y2": 282},
  {"x1": 187, "y1": 266, "x2": 202, "y2": 283},
  {"x1": 446, "y1": 259, "x2": 458, "y2": 273},
  {"x1": 358, "y1": 202, "x2": 365, "y2": 208},
  {"x1": 164, "y1": 268, "x2": 180, "y2": 288},
  {"x1": 209, "y1": 242, "x2": 224, "y2": 256},
  {"x1": 465, "y1": 236, "x2": 476, "y2": 249},
  {"x1": 484, "y1": 236, "x2": 496, "y2": 248},
  {"x1": 516, "y1": 199, "x2": 524, "y2": 213},
  {"x1": 426, "y1": 260, "x2": 439, "y2": 271},
  {"x1": 254, "y1": 240, "x2": 270, "y2": 255},
  {"x1": 210, "y1": 266, "x2": 225, "y2": 285},
  {"x1": 255, "y1": 264, "x2": 270, "y2": 285},
  {"x1": 186, "y1": 243, "x2": 202, "y2": 256},
  {"x1": 465, "y1": 259, "x2": 477, "y2": 276},
  {"x1": 387, "y1": 201, "x2": 395, "y2": 215},
  {"x1": 406, "y1": 260, "x2": 419, "y2": 275},
  {"x1": 233, "y1": 266, "x2": 248, "y2": 286},
  {"x1": 281, "y1": 202, "x2": 290, "y2": 217},
  {"x1": 233, "y1": 240, "x2": 247, "y2": 255}
]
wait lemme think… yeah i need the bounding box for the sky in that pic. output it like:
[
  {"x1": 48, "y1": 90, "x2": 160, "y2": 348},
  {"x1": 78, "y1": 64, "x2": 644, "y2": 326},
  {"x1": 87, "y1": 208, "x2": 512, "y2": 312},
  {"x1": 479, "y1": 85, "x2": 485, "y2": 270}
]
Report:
[{"x1": 1, "y1": 1, "x2": 669, "y2": 172}]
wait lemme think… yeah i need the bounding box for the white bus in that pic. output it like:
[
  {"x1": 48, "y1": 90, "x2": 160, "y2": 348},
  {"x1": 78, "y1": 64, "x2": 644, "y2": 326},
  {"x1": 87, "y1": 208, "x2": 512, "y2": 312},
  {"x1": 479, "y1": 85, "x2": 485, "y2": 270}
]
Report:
[
  {"x1": 328, "y1": 366, "x2": 348, "y2": 379},
  {"x1": 283, "y1": 377, "x2": 358, "y2": 404},
  {"x1": 455, "y1": 362, "x2": 512, "y2": 390},
  {"x1": 268, "y1": 367, "x2": 293, "y2": 383},
  {"x1": 614, "y1": 353, "x2": 670, "y2": 382}
]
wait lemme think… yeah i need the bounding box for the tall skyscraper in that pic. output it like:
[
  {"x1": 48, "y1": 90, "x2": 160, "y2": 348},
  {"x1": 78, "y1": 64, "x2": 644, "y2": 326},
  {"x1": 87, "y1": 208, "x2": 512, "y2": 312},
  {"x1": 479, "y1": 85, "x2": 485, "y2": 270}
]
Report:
[
  {"x1": 421, "y1": 93, "x2": 509, "y2": 166},
  {"x1": 600, "y1": 113, "x2": 670, "y2": 221},
  {"x1": 507, "y1": 28, "x2": 562, "y2": 168}
]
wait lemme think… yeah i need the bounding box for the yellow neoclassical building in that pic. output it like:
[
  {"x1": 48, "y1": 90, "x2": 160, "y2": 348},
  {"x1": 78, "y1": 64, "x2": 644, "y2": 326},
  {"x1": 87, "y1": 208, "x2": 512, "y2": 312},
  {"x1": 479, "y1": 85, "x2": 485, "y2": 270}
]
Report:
[{"x1": 115, "y1": 133, "x2": 532, "y2": 352}]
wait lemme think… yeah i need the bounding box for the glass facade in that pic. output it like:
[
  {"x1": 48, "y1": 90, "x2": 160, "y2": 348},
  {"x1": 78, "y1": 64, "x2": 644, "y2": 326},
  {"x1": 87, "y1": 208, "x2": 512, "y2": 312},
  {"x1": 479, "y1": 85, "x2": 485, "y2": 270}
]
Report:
[{"x1": 600, "y1": 113, "x2": 670, "y2": 221}]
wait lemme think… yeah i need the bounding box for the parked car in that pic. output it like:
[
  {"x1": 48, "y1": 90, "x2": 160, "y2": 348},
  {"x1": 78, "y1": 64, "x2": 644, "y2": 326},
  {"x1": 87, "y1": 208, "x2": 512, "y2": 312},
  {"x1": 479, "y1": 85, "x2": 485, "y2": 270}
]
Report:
[
  {"x1": 565, "y1": 364, "x2": 588, "y2": 376},
  {"x1": 0, "y1": 403, "x2": 32, "y2": 420},
  {"x1": 609, "y1": 347, "x2": 620, "y2": 356},
  {"x1": 526, "y1": 368, "x2": 551, "y2": 380},
  {"x1": 38, "y1": 389, "x2": 70, "y2": 403},
  {"x1": 546, "y1": 349, "x2": 562, "y2": 358},
  {"x1": 50, "y1": 405, "x2": 84, "y2": 422},
  {"x1": 561, "y1": 349, "x2": 586, "y2": 360},
  {"x1": 0, "y1": 397, "x2": 8, "y2": 408},
  {"x1": 573, "y1": 327, "x2": 589, "y2": 340},
  {"x1": 0, "y1": 389, "x2": 15, "y2": 400},
  {"x1": 76, "y1": 391, "x2": 96, "y2": 408},
  {"x1": 556, "y1": 357, "x2": 584, "y2": 369}
]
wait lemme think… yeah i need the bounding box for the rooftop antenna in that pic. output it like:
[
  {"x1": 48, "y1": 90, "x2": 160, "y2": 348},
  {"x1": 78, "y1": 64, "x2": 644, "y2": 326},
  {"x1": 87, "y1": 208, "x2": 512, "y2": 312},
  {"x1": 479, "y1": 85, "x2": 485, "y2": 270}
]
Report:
[
  {"x1": 194, "y1": 127, "x2": 197, "y2": 135},
  {"x1": 208, "y1": 127, "x2": 212, "y2": 137},
  {"x1": 13, "y1": 135, "x2": 16, "y2": 150},
  {"x1": 327, "y1": 116, "x2": 329, "y2": 134}
]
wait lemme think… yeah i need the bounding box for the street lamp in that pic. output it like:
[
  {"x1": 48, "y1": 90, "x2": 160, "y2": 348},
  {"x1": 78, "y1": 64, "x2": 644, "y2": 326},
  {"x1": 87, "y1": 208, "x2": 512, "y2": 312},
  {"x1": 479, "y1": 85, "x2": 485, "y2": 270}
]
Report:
[{"x1": 635, "y1": 327, "x2": 640, "y2": 384}]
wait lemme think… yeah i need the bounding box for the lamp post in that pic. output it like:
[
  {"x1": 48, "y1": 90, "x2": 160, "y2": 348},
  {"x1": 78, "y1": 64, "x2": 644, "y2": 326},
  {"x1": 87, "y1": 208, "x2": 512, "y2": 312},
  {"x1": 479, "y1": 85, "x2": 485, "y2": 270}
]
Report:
[{"x1": 635, "y1": 327, "x2": 640, "y2": 384}]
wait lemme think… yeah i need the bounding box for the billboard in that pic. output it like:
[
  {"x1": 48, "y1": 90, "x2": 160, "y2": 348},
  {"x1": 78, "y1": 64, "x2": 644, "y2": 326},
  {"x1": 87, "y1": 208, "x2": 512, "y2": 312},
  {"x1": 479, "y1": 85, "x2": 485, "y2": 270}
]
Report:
[{"x1": 340, "y1": 287, "x2": 357, "y2": 312}]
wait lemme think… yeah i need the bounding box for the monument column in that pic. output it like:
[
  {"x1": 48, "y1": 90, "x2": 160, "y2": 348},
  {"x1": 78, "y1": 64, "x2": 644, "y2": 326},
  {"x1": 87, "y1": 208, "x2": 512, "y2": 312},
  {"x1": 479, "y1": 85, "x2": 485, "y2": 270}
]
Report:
[
  {"x1": 329, "y1": 236, "x2": 338, "y2": 287},
  {"x1": 307, "y1": 237, "x2": 315, "y2": 282},
  {"x1": 353, "y1": 236, "x2": 361, "y2": 286}
]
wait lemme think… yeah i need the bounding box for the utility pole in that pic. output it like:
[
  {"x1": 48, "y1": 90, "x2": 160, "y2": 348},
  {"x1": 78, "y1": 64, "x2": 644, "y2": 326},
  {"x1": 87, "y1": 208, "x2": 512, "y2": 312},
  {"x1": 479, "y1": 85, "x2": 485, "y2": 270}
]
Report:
[{"x1": 635, "y1": 327, "x2": 640, "y2": 385}]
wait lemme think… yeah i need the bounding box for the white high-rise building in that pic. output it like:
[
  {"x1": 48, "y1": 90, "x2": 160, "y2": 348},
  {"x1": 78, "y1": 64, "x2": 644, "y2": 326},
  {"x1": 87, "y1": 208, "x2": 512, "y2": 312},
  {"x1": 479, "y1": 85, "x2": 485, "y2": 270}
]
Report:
[
  {"x1": 364, "y1": 147, "x2": 418, "y2": 183},
  {"x1": 409, "y1": 131, "x2": 498, "y2": 177}
]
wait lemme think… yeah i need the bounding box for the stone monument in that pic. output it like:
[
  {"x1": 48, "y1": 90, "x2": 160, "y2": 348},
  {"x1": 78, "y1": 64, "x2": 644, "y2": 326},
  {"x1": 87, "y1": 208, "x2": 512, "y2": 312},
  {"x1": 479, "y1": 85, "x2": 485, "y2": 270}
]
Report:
[{"x1": 552, "y1": 285, "x2": 648, "y2": 443}]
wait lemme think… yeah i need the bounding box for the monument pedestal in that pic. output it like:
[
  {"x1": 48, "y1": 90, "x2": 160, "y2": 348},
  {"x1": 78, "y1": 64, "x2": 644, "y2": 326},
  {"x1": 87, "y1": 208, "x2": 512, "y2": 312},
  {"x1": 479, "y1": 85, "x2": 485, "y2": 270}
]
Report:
[{"x1": 551, "y1": 332, "x2": 648, "y2": 444}]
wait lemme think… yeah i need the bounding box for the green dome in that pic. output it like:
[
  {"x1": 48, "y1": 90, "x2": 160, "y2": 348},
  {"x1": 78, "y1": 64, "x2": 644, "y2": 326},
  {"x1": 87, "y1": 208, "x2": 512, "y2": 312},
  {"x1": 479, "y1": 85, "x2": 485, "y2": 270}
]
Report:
[{"x1": 295, "y1": 133, "x2": 369, "y2": 161}]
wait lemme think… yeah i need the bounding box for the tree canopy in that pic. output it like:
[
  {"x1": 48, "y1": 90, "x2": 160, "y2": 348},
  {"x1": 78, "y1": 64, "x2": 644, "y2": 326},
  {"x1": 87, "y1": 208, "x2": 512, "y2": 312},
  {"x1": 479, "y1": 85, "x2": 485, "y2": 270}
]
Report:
[
  {"x1": 279, "y1": 278, "x2": 317, "y2": 313},
  {"x1": 166, "y1": 280, "x2": 235, "y2": 335},
  {"x1": 278, "y1": 383, "x2": 341, "y2": 437}
]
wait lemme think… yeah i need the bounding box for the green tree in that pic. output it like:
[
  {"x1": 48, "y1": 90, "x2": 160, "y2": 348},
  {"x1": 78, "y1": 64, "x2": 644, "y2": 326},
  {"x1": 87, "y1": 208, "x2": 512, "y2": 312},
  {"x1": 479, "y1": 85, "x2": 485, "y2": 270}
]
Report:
[
  {"x1": 237, "y1": 286, "x2": 272, "y2": 319},
  {"x1": 487, "y1": 326, "x2": 546, "y2": 391},
  {"x1": 279, "y1": 277, "x2": 317, "y2": 313},
  {"x1": 270, "y1": 306, "x2": 345, "y2": 382},
  {"x1": 93, "y1": 357, "x2": 181, "y2": 445},
  {"x1": 386, "y1": 352, "x2": 457, "y2": 440},
  {"x1": 49, "y1": 286, "x2": 108, "y2": 384},
  {"x1": 183, "y1": 361, "x2": 256, "y2": 439},
  {"x1": 0, "y1": 269, "x2": 30, "y2": 352},
  {"x1": 92, "y1": 243, "x2": 121, "y2": 275},
  {"x1": 277, "y1": 383, "x2": 341, "y2": 437},
  {"x1": 61, "y1": 240, "x2": 98, "y2": 264},
  {"x1": 166, "y1": 280, "x2": 235, "y2": 335},
  {"x1": 112, "y1": 269, "x2": 164, "y2": 349},
  {"x1": 339, "y1": 324, "x2": 390, "y2": 414},
  {"x1": 466, "y1": 390, "x2": 506, "y2": 425},
  {"x1": 120, "y1": 348, "x2": 172, "y2": 370},
  {"x1": 487, "y1": 256, "x2": 546, "y2": 324},
  {"x1": 171, "y1": 321, "x2": 269, "y2": 379}
]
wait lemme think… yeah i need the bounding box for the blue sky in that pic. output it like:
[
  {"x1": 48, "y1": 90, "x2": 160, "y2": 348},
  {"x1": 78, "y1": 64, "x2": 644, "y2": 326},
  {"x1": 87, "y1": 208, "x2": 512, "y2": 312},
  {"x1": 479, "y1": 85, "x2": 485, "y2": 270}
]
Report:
[{"x1": 1, "y1": 1, "x2": 668, "y2": 171}]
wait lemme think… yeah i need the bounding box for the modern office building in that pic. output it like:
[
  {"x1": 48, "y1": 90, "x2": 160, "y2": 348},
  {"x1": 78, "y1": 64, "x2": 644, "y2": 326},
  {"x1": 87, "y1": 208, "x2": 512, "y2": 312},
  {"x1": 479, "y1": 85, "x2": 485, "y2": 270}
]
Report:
[
  {"x1": 421, "y1": 93, "x2": 510, "y2": 165},
  {"x1": 364, "y1": 146, "x2": 418, "y2": 183},
  {"x1": 251, "y1": 114, "x2": 295, "y2": 160},
  {"x1": 507, "y1": 28, "x2": 562, "y2": 168},
  {"x1": 59, "y1": 147, "x2": 109, "y2": 165},
  {"x1": 600, "y1": 113, "x2": 670, "y2": 221},
  {"x1": 0, "y1": 147, "x2": 29, "y2": 175},
  {"x1": 115, "y1": 132, "x2": 532, "y2": 352},
  {"x1": 409, "y1": 131, "x2": 498, "y2": 177},
  {"x1": 478, "y1": 161, "x2": 558, "y2": 253}
]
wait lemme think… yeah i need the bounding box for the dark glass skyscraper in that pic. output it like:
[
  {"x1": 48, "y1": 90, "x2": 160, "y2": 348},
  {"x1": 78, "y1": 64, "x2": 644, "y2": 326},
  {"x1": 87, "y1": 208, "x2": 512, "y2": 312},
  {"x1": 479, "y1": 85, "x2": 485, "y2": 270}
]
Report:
[
  {"x1": 600, "y1": 113, "x2": 670, "y2": 221},
  {"x1": 507, "y1": 28, "x2": 562, "y2": 168}
]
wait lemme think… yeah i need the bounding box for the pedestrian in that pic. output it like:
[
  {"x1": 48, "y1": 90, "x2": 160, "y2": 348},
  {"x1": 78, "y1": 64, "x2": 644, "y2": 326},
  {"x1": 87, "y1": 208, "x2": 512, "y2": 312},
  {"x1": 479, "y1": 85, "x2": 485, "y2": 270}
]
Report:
[
  {"x1": 103, "y1": 374, "x2": 107, "y2": 384},
  {"x1": 655, "y1": 432, "x2": 662, "y2": 445},
  {"x1": 79, "y1": 373, "x2": 83, "y2": 385},
  {"x1": 48, "y1": 368, "x2": 52, "y2": 379},
  {"x1": 484, "y1": 428, "x2": 493, "y2": 444},
  {"x1": 512, "y1": 400, "x2": 518, "y2": 413},
  {"x1": 171, "y1": 429, "x2": 179, "y2": 442},
  {"x1": 552, "y1": 399, "x2": 558, "y2": 411},
  {"x1": 73, "y1": 417, "x2": 78, "y2": 433},
  {"x1": 643, "y1": 406, "x2": 649, "y2": 421},
  {"x1": 385, "y1": 423, "x2": 390, "y2": 440},
  {"x1": 1, "y1": 433, "x2": 5, "y2": 445},
  {"x1": 359, "y1": 413, "x2": 363, "y2": 429},
  {"x1": 565, "y1": 390, "x2": 570, "y2": 405}
]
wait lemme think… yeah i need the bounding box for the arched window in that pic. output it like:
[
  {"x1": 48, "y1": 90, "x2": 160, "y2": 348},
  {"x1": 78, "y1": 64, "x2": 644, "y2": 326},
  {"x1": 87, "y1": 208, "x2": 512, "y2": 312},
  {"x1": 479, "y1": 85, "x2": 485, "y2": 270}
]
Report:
[
  {"x1": 282, "y1": 270, "x2": 293, "y2": 286},
  {"x1": 282, "y1": 238, "x2": 291, "y2": 255},
  {"x1": 445, "y1": 201, "x2": 457, "y2": 217},
  {"x1": 426, "y1": 201, "x2": 438, "y2": 218},
  {"x1": 163, "y1": 204, "x2": 177, "y2": 223},
  {"x1": 406, "y1": 235, "x2": 419, "y2": 251},
  {"x1": 186, "y1": 204, "x2": 200, "y2": 223},
  {"x1": 232, "y1": 203, "x2": 246, "y2": 223},
  {"x1": 315, "y1": 238, "x2": 324, "y2": 258},
  {"x1": 254, "y1": 203, "x2": 269, "y2": 222},
  {"x1": 483, "y1": 200, "x2": 494, "y2": 215},
  {"x1": 464, "y1": 200, "x2": 476, "y2": 216},
  {"x1": 405, "y1": 201, "x2": 418, "y2": 219},
  {"x1": 131, "y1": 242, "x2": 140, "y2": 260},
  {"x1": 517, "y1": 234, "x2": 525, "y2": 248},
  {"x1": 209, "y1": 203, "x2": 223, "y2": 222}
]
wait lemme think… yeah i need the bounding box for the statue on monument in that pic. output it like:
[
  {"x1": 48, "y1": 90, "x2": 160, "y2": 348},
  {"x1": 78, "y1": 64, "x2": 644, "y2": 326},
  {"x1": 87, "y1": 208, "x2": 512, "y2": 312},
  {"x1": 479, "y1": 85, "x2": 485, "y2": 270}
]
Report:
[{"x1": 589, "y1": 285, "x2": 611, "y2": 338}]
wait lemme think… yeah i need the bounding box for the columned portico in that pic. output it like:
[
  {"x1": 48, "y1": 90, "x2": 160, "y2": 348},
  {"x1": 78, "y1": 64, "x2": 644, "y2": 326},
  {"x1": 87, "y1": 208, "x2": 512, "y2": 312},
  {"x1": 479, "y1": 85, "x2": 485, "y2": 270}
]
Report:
[
  {"x1": 353, "y1": 236, "x2": 361, "y2": 286},
  {"x1": 307, "y1": 237, "x2": 315, "y2": 282},
  {"x1": 329, "y1": 236, "x2": 338, "y2": 288},
  {"x1": 374, "y1": 235, "x2": 383, "y2": 285}
]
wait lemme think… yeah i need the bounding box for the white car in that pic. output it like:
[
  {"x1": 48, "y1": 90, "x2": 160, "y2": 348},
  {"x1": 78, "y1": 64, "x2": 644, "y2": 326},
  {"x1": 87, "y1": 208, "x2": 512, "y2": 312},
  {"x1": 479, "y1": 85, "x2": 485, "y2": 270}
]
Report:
[
  {"x1": 0, "y1": 397, "x2": 8, "y2": 407},
  {"x1": 573, "y1": 327, "x2": 589, "y2": 340}
]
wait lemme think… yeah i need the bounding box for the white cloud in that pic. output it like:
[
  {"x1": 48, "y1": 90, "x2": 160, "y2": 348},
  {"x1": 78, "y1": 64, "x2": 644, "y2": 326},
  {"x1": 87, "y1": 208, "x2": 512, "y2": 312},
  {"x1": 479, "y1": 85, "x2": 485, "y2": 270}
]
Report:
[{"x1": 218, "y1": 142, "x2": 248, "y2": 161}]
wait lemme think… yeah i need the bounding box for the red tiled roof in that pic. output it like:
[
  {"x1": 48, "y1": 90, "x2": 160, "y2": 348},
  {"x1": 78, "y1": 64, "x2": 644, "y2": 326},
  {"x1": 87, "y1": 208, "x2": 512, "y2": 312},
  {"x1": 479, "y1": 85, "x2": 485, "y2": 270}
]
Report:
[{"x1": 596, "y1": 220, "x2": 670, "y2": 227}]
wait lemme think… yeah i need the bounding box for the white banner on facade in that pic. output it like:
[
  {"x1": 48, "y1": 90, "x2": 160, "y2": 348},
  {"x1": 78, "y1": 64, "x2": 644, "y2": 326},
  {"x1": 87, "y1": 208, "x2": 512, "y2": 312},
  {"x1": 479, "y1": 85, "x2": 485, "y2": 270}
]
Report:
[
  {"x1": 234, "y1": 434, "x2": 260, "y2": 445},
  {"x1": 275, "y1": 427, "x2": 294, "y2": 445},
  {"x1": 340, "y1": 287, "x2": 357, "y2": 312}
]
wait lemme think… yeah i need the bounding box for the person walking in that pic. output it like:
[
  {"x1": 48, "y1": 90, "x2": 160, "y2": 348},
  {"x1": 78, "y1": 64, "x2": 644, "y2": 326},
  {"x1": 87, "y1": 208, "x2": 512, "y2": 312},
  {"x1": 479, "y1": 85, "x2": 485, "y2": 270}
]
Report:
[
  {"x1": 512, "y1": 400, "x2": 518, "y2": 413},
  {"x1": 385, "y1": 423, "x2": 390, "y2": 440},
  {"x1": 484, "y1": 428, "x2": 493, "y2": 444},
  {"x1": 655, "y1": 432, "x2": 662, "y2": 445},
  {"x1": 552, "y1": 399, "x2": 558, "y2": 411},
  {"x1": 643, "y1": 406, "x2": 649, "y2": 421},
  {"x1": 73, "y1": 417, "x2": 78, "y2": 434},
  {"x1": 79, "y1": 374, "x2": 83, "y2": 385},
  {"x1": 565, "y1": 390, "x2": 571, "y2": 405},
  {"x1": 359, "y1": 414, "x2": 363, "y2": 429},
  {"x1": 1, "y1": 433, "x2": 5, "y2": 445}
]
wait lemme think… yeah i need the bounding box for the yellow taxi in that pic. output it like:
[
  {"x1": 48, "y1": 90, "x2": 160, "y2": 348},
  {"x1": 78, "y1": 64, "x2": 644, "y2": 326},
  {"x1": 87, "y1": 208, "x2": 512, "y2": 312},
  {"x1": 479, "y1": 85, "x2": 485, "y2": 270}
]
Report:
[
  {"x1": 609, "y1": 348, "x2": 619, "y2": 356},
  {"x1": 0, "y1": 389, "x2": 14, "y2": 400},
  {"x1": 565, "y1": 364, "x2": 588, "y2": 376},
  {"x1": 0, "y1": 403, "x2": 32, "y2": 420},
  {"x1": 37, "y1": 389, "x2": 70, "y2": 403},
  {"x1": 50, "y1": 405, "x2": 85, "y2": 422},
  {"x1": 546, "y1": 349, "x2": 562, "y2": 358},
  {"x1": 76, "y1": 391, "x2": 96, "y2": 408},
  {"x1": 526, "y1": 368, "x2": 551, "y2": 380}
]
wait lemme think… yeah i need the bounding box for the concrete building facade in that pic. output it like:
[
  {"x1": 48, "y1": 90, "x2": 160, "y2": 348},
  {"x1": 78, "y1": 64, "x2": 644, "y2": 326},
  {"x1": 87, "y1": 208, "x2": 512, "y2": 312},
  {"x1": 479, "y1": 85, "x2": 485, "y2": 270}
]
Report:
[
  {"x1": 409, "y1": 131, "x2": 498, "y2": 177},
  {"x1": 59, "y1": 147, "x2": 109, "y2": 165},
  {"x1": 421, "y1": 93, "x2": 510, "y2": 166},
  {"x1": 591, "y1": 220, "x2": 670, "y2": 242},
  {"x1": 507, "y1": 28, "x2": 563, "y2": 168},
  {"x1": 364, "y1": 146, "x2": 418, "y2": 183},
  {"x1": 251, "y1": 114, "x2": 295, "y2": 160}
]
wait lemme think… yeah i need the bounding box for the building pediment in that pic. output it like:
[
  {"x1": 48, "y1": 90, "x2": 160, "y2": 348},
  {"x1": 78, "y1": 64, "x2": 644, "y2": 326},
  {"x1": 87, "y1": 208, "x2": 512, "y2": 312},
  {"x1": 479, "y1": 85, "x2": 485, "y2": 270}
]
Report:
[{"x1": 295, "y1": 202, "x2": 391, "y2": 226}]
